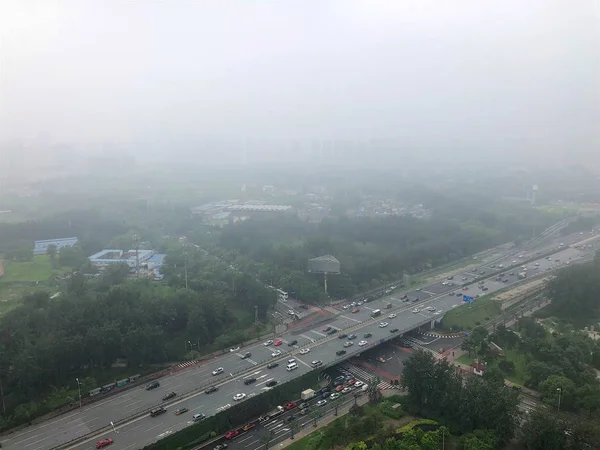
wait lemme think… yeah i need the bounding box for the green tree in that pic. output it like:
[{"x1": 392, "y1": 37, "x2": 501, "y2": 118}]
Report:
[
  {"x1": 520, "y1": 410, "x2": 568, "y2": 450},
  {"x1": 539, "y1": 375, "x2": 575, "y2": 410},
  {"x1": 498, "y1": 359, "x2": 516, "y2": 375}
]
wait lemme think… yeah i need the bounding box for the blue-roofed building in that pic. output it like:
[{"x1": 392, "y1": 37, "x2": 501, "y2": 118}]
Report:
[
  {"x1": 88, "y1": 249, "x2": 154, "y2": 268},
  {"x1": 34, "y1": 237, "x2": 79, "y2": 255}
]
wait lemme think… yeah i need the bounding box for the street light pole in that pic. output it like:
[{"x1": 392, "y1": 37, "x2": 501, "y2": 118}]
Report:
[
  {"x1": 557, "y1": 387, "x2": 562, "y2": 412},
  {"x1": 75, "y1": 378, "x2": 82, "y2": 408}
]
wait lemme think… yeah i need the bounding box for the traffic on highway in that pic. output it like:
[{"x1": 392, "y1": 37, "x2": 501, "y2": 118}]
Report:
[{"x1": 1, "y1": 230, "x2": 596, "y2": 450}]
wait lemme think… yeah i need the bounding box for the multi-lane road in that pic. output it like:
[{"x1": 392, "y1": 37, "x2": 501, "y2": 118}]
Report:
[{"x1": 1, "y1": 231, "x2": 597, "y2": 450}]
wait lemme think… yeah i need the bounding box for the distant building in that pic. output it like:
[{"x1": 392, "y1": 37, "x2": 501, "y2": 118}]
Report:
[
  {"x1": 228, "y1": 204, "x2": 294, "y2": 221},
  {"x1": 34, "y1": 237, "x2": 79, "y2": 255},
  {"x1": 88, "y1": 249, "x2": 154, "y2": 268}
]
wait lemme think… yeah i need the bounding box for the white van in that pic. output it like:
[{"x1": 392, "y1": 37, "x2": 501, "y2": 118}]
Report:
[{"x1": 286, "y1": 362, "x2": 298, "y2": 371}]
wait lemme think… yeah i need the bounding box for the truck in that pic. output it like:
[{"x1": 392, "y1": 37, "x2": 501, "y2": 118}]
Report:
[
  {"x1": 518, "y1": 272, "x2": 527, "y2": 279},
  {"x1": 258, "y1": 405, "x2": 284, "y2": 423},
  {"x1": 301, "y1": 389, "x2": 316, "y2": 401}
]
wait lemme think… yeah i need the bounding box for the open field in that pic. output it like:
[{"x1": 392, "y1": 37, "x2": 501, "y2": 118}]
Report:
[
  {"x1": 2, "y1": 255, "x2": 65, "y2": 282},
  {"x1": 457, "y1": 349, "x2": 527, "y2": 386},
  {"x1": 441, "y1": 294, "x2": 502, "y2": 330}
]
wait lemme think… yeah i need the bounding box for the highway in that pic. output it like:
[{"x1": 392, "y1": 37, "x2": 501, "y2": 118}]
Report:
[{"x1": 1, "y1": 230, "x2": 596, "y2": 450}]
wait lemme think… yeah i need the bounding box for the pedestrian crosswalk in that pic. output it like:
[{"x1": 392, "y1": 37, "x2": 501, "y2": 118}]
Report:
[
  {"x1": 173, "y1": 360, "x2": 199, "y2": 370},
  {"x1": 339, "y1": 363, "x2": 397, "y2": 390},
  {"x1": 400, "y1": 336, "x2": 443, "y2": 360}
]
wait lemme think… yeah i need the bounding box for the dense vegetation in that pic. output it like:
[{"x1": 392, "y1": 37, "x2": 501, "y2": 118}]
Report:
[
  {"x1": 212, "y1": 200, "x2": 554, "y2": 301},
  {"x1": 0, "y1": 244, "x2": 275, "y2": 430}
]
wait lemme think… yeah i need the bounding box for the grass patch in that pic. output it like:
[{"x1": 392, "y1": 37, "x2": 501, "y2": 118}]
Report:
[
  {"x1": 441, "y1": 295, "x2": 501, "y2": 330},
  {"x1": 3, "y1": 255, "x2": 69, "y2": 282},
  {"x1": 0, "y1": 282, "x2": 57, "y2": 317},
  {"x1": 457, "y1": 354, "x2": 474, "y2": 366},
  {"x1": 500, "y1": 349, "x2": 528, "y2": 386}
]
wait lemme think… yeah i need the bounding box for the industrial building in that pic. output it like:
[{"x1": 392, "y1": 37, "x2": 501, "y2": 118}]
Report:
[
  {"x1": 34, "y1": 237, "x2": 79, "y2": 255},
  {"x1": 88, "y1": 249, "x2": 154, "y2": 269}
]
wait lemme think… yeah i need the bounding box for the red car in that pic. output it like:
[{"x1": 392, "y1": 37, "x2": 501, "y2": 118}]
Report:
[
  {"x1": 346, "y1": 379, "x2": 356, "y2": 386},
  {"x1": 284, "y1": 401, "x2": 297, "y2": 410},
  {"x1": 322, "y1": 326, "x2": 332, "y2": 332},
  {"x1": 274, "y1": 339, "x2": 283, "y2": 346},
  {"x1": 462, "y1": 287, "x2": 468, "y2": 290},
  {"x1": 351, "y1": 308, "x2": 360, "y2": 313},
  {"x1": 96, "y1": 439, "x2": 114, "y2": 449},
  {"x1": 225, "y1": 430, "x2": 240, "y2": 440}
]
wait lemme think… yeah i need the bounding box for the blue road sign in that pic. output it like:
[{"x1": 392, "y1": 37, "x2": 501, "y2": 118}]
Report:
[{"x1": 463, "y1": 295, "x2": 474, "y2": 304}]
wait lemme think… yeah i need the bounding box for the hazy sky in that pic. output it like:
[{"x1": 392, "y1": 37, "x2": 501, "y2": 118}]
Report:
[{"x1": 1, "y1": 1, "x2": 599, "y2": 158}]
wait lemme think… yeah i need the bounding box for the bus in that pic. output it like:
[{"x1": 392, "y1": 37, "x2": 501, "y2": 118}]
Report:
[{"x1": 275, "y1": 289, "x2": 288, "y2": 302}]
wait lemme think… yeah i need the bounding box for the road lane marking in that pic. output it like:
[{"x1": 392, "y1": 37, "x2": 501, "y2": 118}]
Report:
[
  {"x1": 295, "y1": 358, "x2": 311, "y2": 368},
  {"x1": 247, "y1": 359, "x2": 258, "y2": 366},
  {"x1": 341, "y1": 315, "x2": 361, "y2": 323},
  {"x1": 300, "y1": 333, "x2": 316, "y2": 342},
  {"x1": 245, "y1": 439, "x2": 260, "y2": 447},
  {"x1": 144, "y1": 423, "x2": 163, "y2": 433},
  {"x1": 256, "y1": 377, "x2": 274, "y2": 386},
  {"x1": 310, "y1": 330, "x2": 326, "y2": 337},
  {"x1": 238, "y1": 434, "x2": 256, "y2": 443}
]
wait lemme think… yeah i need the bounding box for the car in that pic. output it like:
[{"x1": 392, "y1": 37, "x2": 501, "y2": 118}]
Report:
[
  {"x1": 342, "y1": 387, "x2": 352, "y2": 394},
  {"x1": 316, "y1": 400, "x2": 327, "y2": 407},
  {"x1": 400, "y1": 294, "x2": 408, "y2": 300},
  {"x1": 240, "y1": 352, "x2": 251, "y2": 359},
  {"x1": 274, "y1": 339, "x2": 283, "y2": 346},
  {"x1": 193, "y1": 413, "x2": 205, "y2": 422},
  {"x1": 482, "y1": 287, "x2": 488, "y2": 291},
  {"x1": 267, "y1": 362, "x2": 279, "y2": 369},
  {"x1": 354, "y1": 381, "x2": 364, "y2": 388},
  {"x1": 426, "y1": 306, "x2": 435, "y2": 311},
  {"x1": 456, "y1": 292, "x2": 462, "y2": 296},
  {"x1": 299, "y1": 408, "x2": 309, "y2": 415},
  {"x1": 352, "y1": 308, "x2": 360, "y2": 313},
  {"x1": 288, "y1": 309, "x2": 295, "y2": 315},
  {"x1": 146, "y1": 381, "x2": 160, "y2": 390},
  {"x1": 390, "y1": 328, "x2": 399, "y2": 333},
  {"x1": 358, "y1": 340, "x2": 368, "y2": 346},
  {"x1": 284, "y1": 401, "x2": 297, "y2": 410},
  {"x1": 322, "y1": 326, "x2": 332, "y2": 332},
  {"x1": 327, "y1": 329, "x2": 338, "y2": 335},
  {"x1": 357, "y1": 301, "x2": 364, "y2": 306},
  {"x1": 244, "y1": 377, "x2": 256, "y2": 385},
  {"x1": 462, "y1": 287, "x2": 468, "y2": 290},
  {"x1": 388, "y1": 313, "x2": 396, "y2": 319},
  {"x1": 205, "y1": 386, "x2": 218, "y2": 394},
  {"x1": 338, "y1": 333, "x2": 348, "y2": 339},
  {"x1": 350, "y1": 302, "x2": 356, "y2": 307},
  {"x1": 288, "y1": 358, "x2": 296, "y2": 364},
  {"x1": 266, "y1": 380, "x2": 278, "y2": 387},
  {"x1": 336, "y1": 350, "x2": 347, "y2": 356},
  {"x1": 242, "y1": 422, "x2": 257, "y2": 431},
  {"x1": 233, "y1": 393, "x2": 246, "y2": 401},
  {"x1": 212, "y1": 367, "x2": 224, "y2": 376},
  {"x1": 263, "y1": 340, "x2": 273, "y2": 346},
  {"x1": 299, "y1": 402, "x2": 308, "y2": 409},
  {"x1": 346, "y1": 379, "x2": 356, "y2": 386},
  {"x1": 434, "y1": 310, "x2": 442, "y2": 315},
  {"x1": 300, "y1": 348, "x2": 310, "y2": 354},
  {"x1": 379, "y1": 322, "x2": 389, "y2": 328},
  {"x1": 150, "y1": 407, "x2": 166, "y2": 417},
  {"x1": 225, "y1": 430, "x2": 240, "y2": 440},
  {"x1": 96, "y1": 439, "x2": 114, "y2": 449},
  {"x1": 174, "y1": 407, "x2": 189, "y2": 415},
  {"x1": 364, "y1": 332, "x2": 372, "y2": 338},
  {"x1": 343, "y1": 341, "x2": 354, "y2": 348},
  {"x1": 311, "y1": 360, "x2": 323, "y2": 367},
  {"x1": 342, "y1": 304, "x2": 350, "y2": 309},
  {"x1": 412, "y1": 308, "x2": 420, "y2": 313},
  {"x1": 412, "y1": 298, "x2": 419, "y2": 302},
  {"x1": 287, "y1": 339, "x2": 296, "y2": 346},
  {"x1": 214, "y1": 444, "x2": 228, "y2": 450},
  {"x1": 346, "y1": 334, "x2": 356, "y2": 340},
  {"x1": 271, "y1": 350, "x2": 282, "y2": 357},
  {"x1": 229, "y1": 347, "x2": 240, "y2": 352},
  {"x1": 335, "y1": 384, "x2": 345, "y2": 392},
  {"x1": 162, "y1": 391, "x2": 176, "y2": 401},
  {"x1": 376, "y1": 356, "x2": 386, "y2": 363}
]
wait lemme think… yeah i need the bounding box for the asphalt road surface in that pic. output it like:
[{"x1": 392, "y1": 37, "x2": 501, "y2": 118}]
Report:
[{"x1": 2, "y1": 233, "x2": 596, "y2": 450}]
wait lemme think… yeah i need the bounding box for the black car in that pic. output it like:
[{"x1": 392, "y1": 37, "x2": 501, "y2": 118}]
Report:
[
  {"x1": 150, "y1": 407, "x2": 166, "y2": 417},
  {"x1": 411, "y1": 298, "x2": 419, "y2": 302},
  {"x1": 146, "y1": 381, "x2": 160, "y2": 390},
  {"x1": 214, "y1": 444, "x2": 228, "y2": 450},
  {"x1": 205, "y1": 386, "x2": 218, "y2": 394},
  {"x1": 267, "y1": 362, "x2": 279, "y2": 369},
  {"x1": 347, "y1": 334, "x2": 356, "y2": 340},
  {"x1": 288, "y1": 340, "x2": 298, "y2": 346},
  {"x1": 338, "y1": 333, "x2": 347, "y2": 339},
  {"x1": 321, "y1": 392, "x2": 331, "y2": 399},
  {"x1": 390, "y1": 328, "x2": 399, "y2": 333},
  {"x1": 241, "y1": 352, "x2": 251, "y2": 359},
  {"x1": 244, "y1": 377, "x2": 256, "y2": 385},
  {"x1": 327, "y1": 329, "x2": 338, "y2": 335},
  {"x1": 266, "y1": 380, "x2": 278, "y2": 387},
  {"x1": 336, "y1": 350, "x2": 347, "y2": 356},
  {"x1": 162, "y1": 391, "x2": 176, "y2": 401},
  {"x1": 482, "y1": 287, "x2": 488, "y2": 291},
  {"x1": 364, "y1": 333, "x2": 372, "y2": 338}
]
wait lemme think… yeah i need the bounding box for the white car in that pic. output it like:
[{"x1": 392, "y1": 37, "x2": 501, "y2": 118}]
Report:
[
  {"x1": 263, "y1": 340, "x2": 273, "y2": 346},
  {"x1": 358, "y1": 340, "x2": 368, "y2": 347},
  {"x1": 357, "y1": 301, "x2": 364, "y2": 306},
  {"x1": 412, "y1": 308, "x2": 420, "y2": 313},
  {"x1": 388, "y1": 313, "x2": 396, "y2": 319},
  {"x1": 316, "y1": 400, "x2": 327, "y2": 407},
  {"x1": 354, "y1": 381, "x2": 364, "y2": 388},
  {"x1": 233, "y1": 393, "x2": 246, "y2": 401},
  {"x1": 343, "y1": 304, "x2": 350, "y2": 309},
  {"x1": 212, "y1": 367, "x2": 224, "y2": 376},
  {"x1": 342, "y1": 387, "x2": 352, "y2": 394},
  {"x1": 229, "y1": 347, "x2": 240, "y2": 353},
  {"x1": 343, "y1": 341, "x2": 354, "y2": 348},
  {"x1": 271, "y1": 350, "x2": 282, "y2": 357},
  {"x1": 434, "y1": 310, "x2": 442, "y2": 315},
  {"x1": 379, "y1": 322, "x2": 389, "y2": 328},
  {"x1": 300, "y1": 348, "x2": 310, "y2": 355},
  {"x1": 426, "y1": 306, "x2": 435, "y2": 312},
  {"x1": 329, "y1": 393, "x2": 340, "y2": 400}
]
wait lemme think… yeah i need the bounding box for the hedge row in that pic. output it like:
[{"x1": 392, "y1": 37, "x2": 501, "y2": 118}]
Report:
[{"x1": 140, "y1": 370, "x2": 321, "y2": 450}]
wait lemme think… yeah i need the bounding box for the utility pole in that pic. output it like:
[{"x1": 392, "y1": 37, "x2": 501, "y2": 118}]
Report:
[
  {"x1": 134, "y1": 234, "x2": 140, "y2": 279},
  {"x1": 254, "y1": 305, "x2": 259, "y2": 325},
  {"x1": 75, "y1": 378, "x2": 82, "y2": 408},
  {"x1": 183, "y1": 249, "x2": 188, "y2": 290}
]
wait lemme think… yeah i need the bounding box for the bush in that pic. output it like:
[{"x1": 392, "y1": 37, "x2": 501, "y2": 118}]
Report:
[
  {"x1": 484, "y1": 317, "x2": 490, "y2": 321},
  {"x1": 475, "y1": 321, "x2": 481, "y2": 326},
  {"x1": 396, "y1": 419, "x2": 439, "y2": 434},
  {"x1": 498, "y1": 360, "x2": 516, "y2": 375},
  {"x1": 379, "y1": 401, "x2": 404, "y2": 420}
]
